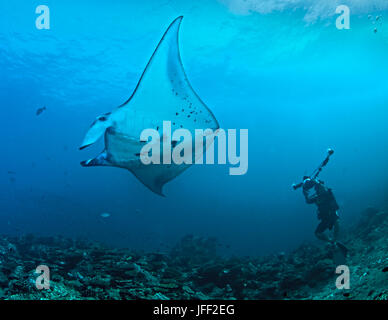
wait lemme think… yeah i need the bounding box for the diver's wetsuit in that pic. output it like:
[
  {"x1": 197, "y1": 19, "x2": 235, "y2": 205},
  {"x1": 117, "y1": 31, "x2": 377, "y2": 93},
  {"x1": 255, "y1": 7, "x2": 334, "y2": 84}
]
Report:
[{"x1": 303, "y1": 180, "x2": 340, "y2": 234}]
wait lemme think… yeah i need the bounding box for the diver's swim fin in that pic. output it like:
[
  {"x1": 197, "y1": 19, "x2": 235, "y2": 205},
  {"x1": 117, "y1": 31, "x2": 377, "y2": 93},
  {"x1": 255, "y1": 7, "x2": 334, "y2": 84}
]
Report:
[{"x1": 336, "y1": 241, "x2": 348, "y2": 257}]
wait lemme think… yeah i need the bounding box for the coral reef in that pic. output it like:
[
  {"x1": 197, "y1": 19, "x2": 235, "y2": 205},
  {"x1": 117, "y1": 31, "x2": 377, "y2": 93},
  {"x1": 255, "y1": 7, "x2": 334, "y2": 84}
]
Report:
[{"x1": 0, "y1": 209, "x2": 386, "y2": 300}]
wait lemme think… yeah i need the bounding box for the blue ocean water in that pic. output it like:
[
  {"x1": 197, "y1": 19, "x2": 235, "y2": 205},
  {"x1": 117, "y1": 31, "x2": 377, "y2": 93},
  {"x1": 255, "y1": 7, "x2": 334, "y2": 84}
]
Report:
[{"x1": 0, "y1": 0, "x2": 387, "y2": 256}]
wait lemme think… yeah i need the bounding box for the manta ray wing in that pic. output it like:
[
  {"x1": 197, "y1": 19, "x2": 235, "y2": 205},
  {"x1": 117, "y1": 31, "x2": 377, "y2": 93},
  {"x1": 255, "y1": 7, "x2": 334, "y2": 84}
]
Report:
[{"x1": 80, "y1": 16, "x2": 219, "y2": 195}]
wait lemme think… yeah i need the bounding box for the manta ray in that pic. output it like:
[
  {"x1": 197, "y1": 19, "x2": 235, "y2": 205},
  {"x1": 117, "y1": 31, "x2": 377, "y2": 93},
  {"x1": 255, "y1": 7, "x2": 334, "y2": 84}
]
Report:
[{"x1": 80, "y1": 16, "x2": 219, "y2": 196}]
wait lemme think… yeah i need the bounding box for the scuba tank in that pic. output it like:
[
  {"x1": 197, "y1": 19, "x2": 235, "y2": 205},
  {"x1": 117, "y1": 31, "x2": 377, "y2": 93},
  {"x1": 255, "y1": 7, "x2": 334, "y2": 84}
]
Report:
[
  {"x1": 327, "y1": 188, "x2": 340, "y2": 211},
  {"x1": 315, "y1": 183, "x2": 340, "y2": 220}
]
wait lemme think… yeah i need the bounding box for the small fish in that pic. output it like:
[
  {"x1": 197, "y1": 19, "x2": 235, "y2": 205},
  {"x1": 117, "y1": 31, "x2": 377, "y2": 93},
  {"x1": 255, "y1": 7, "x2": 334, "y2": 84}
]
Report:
[
  {"x1": 100, "y1": 212, "x2": 111, "y2": 218},
  {"x1": 36, "y1": 106, "x2": 46, "y2": 116},
  {"x1": 7, "y1": 171, "x2": 16, "y2": 175}
]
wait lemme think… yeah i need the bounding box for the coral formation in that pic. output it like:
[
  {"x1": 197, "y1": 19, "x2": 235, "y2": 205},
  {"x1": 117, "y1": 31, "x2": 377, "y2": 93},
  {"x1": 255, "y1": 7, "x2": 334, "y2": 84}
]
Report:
[{"x1": 0, "y1": 209, "x2": 386, "y2": 300}]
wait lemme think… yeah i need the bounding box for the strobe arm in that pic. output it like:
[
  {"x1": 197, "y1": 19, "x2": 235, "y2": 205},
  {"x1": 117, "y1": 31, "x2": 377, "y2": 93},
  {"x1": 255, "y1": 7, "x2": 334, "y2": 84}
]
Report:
[{"x1": 292, "y1": 148, "x2": 334, "y2": 190}]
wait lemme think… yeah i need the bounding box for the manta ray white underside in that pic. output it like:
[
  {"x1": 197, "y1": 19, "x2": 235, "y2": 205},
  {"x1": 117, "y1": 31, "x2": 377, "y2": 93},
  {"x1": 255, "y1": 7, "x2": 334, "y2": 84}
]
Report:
[{"x1": 80, "y1": 16, "x2": 219, "y2": 196}]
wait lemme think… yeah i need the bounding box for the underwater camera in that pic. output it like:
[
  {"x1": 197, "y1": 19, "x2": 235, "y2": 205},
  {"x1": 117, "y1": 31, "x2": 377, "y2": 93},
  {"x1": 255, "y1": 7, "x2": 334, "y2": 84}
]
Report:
[{"x1": 292, "y1": 148, "x2": 334, "y2": 190}]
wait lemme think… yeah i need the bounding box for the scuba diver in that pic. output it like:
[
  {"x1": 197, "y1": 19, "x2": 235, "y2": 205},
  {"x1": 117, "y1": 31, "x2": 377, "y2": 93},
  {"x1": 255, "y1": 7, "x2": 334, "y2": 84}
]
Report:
[{"x1": 293, "y1": 149, "x2": 348, "y2": 256}]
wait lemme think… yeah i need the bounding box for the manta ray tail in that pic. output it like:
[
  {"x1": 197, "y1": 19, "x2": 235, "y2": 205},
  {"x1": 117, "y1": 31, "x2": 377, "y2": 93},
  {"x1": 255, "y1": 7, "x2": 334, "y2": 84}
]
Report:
[{"x1": 79, "y1": 113, "x2": 113, "y2": 150}]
